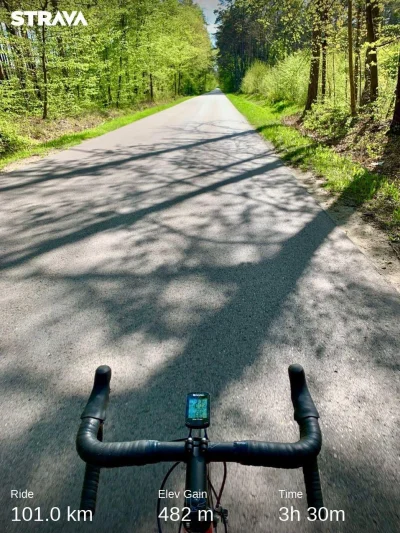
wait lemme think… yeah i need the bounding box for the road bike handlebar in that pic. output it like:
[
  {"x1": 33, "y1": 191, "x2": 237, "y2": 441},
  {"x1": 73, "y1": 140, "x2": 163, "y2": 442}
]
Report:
[{"x1": 77, "y1": 364, "x2": 323, "y2": 515}]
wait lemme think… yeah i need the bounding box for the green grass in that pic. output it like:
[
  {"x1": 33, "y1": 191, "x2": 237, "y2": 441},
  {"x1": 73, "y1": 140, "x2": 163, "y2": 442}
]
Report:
[
  {"x1": 0, "y1": 97, "x2": 191, "y2": 170},
  {"x1": 228, "y1": 93, "x2": 399, "y2": 231}
]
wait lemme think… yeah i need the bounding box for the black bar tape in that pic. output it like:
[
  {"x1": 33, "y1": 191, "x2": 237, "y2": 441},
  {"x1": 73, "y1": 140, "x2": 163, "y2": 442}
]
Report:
[
  {"x1": 81, "y1": 366, "x2": 111, "y2": 421},
  {"x1": 207, "y1": 418, "x2": 321, "y2": 468},
  {"x1": 77, "y1": 418, "x2": 187, "y2": 467},
  {"x1": 303, "y1": 458, "x2": 324, "y2": 514},
  {"x1": 80, "y1": 463, "x2": 101, "y2": 514},
  {"x1": 288, "y1": 364, "x2": 319, "y2": 421},
  {"x1": 77, "y1": 366, "x2": 322, "y2": 470}
]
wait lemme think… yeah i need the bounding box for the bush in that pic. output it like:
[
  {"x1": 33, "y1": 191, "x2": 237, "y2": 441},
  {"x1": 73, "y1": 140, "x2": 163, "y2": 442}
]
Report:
[
  {"x1": 303, "y1": 103, "x2": 353, "y2": 139},
  {"x1": 241, "y1": 52, "x2": 310, "y2": 106},
  {"x1": 241, "y1": 61, "x2": 270, "y2": 94},
  {"x1": 0, "y1": 118, "x2": 30, "y2": 156}
]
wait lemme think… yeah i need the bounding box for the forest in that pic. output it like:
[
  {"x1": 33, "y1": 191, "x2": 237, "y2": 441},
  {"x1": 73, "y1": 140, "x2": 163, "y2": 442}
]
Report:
[
  {"x1": 0, "y1": 0, "x2": 214, "y2": 155},
  {"x1": 1, "y1": 0, "x2": 399, "y2": 237},
  {"x1": 216, "y1": 0, "x2": 399, "y2": 133},
  {"x1": 216, "y1": 0, "x2": 400, "y2": 241}
]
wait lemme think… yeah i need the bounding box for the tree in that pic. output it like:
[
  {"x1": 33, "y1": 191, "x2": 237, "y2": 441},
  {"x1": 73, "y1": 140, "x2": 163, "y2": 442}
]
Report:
[
  {"x1": 362, "y1": 0, "x2": 380, "y2": 104},
  {"x1": 389, "y1": 54, "x2": 400, "y2": 134},
  {"x1": 0, "y1": 0, "x2": 214, "y2": 119},
  {"x1": 304, "y1": 0, "x2": 323, "y2": 113},
  {"x1": 348, "y1": 0, "x2": 357, "y2": 116},
  {"x1": 215, "y1": 0, "x2": 307, "y2": 92},
  {"x1": 354, "y1": 0, "x2": 363, "y2": 105}
]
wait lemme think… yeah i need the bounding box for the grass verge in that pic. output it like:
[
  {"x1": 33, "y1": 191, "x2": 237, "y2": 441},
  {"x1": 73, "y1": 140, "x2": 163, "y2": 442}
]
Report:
[
  {"x1": 0, "y1": 97, "x2": 191, "y2": 170},
  {"x1": 228, "y1": 93, "x2": 400, "y2": 238}
]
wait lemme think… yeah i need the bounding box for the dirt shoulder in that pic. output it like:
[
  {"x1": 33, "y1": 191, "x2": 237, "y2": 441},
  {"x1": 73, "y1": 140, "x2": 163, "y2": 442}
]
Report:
[
  {"x1": 290, "y1": 165, "x2": 400, "y2": 292},
  {"x1": 228, "y1": 97, "x2": 399, "y2": 273},
  {"x1": 283, "y1": 111, "x2": 400, "y2": 291},
  {"x1": 284, "y1": 112, "x2": 400, "y2": 242}
]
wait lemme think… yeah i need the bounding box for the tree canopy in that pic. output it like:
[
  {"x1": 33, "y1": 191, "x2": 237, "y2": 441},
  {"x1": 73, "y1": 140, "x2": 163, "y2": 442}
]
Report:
[
  {"x1": 0, "y1": 0, "x2": 215, "y2": 119},
  {"x1": 215, "y1": 0, "x2": 400, "y2": 129}
]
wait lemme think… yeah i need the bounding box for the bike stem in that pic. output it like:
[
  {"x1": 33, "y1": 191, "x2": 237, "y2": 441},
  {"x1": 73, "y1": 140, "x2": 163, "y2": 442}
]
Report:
[{"x1": 184, "y1": 431, "x2": 212, "y2": 532}]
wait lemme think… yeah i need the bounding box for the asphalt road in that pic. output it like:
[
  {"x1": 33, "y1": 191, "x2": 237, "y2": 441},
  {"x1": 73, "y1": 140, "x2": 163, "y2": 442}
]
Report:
[{"x1": 0, "y1": 89, "x2": 399, "y2": 533}]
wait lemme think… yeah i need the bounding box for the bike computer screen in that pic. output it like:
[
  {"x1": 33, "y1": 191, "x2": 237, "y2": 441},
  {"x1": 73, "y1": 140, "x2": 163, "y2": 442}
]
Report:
[{"x1": 185, "y1": 392, "x2": 210, "y2": 429}]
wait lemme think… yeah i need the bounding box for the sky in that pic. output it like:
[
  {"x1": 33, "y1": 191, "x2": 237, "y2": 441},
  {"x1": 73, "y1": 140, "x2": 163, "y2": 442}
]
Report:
[{"x1": 194, "y1": 0, "x2": 220, "y2": 41}]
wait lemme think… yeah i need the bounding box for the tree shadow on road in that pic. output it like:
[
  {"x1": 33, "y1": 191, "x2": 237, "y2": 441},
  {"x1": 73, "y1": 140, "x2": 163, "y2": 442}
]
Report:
[{"x1": 0, "y1": 117, "x2": 399, "y2": 532}]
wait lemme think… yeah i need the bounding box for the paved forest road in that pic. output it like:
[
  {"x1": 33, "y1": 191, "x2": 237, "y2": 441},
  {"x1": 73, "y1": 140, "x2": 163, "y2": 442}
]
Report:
[{"x1": 0, "y1": 90, "x2": 399, "y2": 533}]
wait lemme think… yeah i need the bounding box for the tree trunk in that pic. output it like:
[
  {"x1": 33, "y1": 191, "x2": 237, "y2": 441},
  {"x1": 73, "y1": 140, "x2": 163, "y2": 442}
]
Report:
[
  {"x1": 103, "y1": 46, "x2": 112, "y2": 106},
  {"x1": 354, "y1": 53, "x2": 360, "y2": 105},
  {"x1": 234, "y1": 53, "x2": 240, "y2": 91},
  {"x1": 149, "y1": 73, "x2": 154, "y2": 101},
  {"x1": 321, "y1": 3, "x2": 328, "y2": 100},
  {"x1": 348, "y1": 0, "x2": 356, "y2": 116},
  {"x1": 41, "y1": 24, "x2": 48, "y2": 119},
  {"x1": 116, "y1": 12, "x2": 127, "y2": 109},
  {"x1": 3, "y1": 1, "x2": 27, "y2": 89},
  {"x1": 304, "y1": 1, "x2": 322, "y2": 114},
  {"x1": 361, "y1": 57, "x2": 371, "y2": 105},
  {"x1": 363, "y1": 0, "x2": 379, "y2": 104},
  {"x1": 321, "y1": 39, "x2": 327, "y2": 100},
  {"x1": 0, "y1": 55, "x2": 7, "y2": 80},
  {"x1": 21, "y1": 28, "x2": 42, "y2": 100},
  {"x1": 4, "y1": 24, "x2": 28, "y2": 90},
  {"x1": 117, "y1": 55, "x2": 123, "y2": 108},
  {"x1": 332, "y1": 50, "x2": 336, "y2": 106},
  {"x1": 354, "y1": 1, "x2": 362, "y2": 105},
  {"x1": 50, "y1": 0, "x2": 68, "y2": 85},
  {"x1": 389, "y1": 55, "x2": 400, "y2": 134}
]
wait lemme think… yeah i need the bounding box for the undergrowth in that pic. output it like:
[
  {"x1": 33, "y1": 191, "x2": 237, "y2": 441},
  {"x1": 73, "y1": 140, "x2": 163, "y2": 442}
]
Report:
[
  {"x1": 0, "y1": 97, "x2": 191, "y2": 169},
  {"x1": 228, "y1": 94, "x2": 399, "y2": 239}
]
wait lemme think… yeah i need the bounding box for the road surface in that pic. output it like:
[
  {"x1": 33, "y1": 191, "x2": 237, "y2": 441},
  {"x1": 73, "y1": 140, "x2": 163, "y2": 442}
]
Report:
[{"x1": 0, "y1": 90, "x2": 399, "y2": 532}]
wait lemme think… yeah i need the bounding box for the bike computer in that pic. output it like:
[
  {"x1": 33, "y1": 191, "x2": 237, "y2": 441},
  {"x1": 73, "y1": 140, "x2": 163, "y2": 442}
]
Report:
[{"x1": 185, "y1": 392, "x2": 210, "y2": 429}]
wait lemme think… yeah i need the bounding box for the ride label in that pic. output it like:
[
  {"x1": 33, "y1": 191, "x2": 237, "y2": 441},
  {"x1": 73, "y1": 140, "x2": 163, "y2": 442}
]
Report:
[{"x1": 11, "y1": 490, "x2": 34, "y2": 499}]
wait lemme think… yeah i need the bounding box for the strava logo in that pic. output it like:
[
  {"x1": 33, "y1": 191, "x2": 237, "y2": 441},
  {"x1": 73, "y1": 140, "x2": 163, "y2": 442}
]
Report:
[{"x1": 11, "y1": 11, "x2": 88, "y2": 26}]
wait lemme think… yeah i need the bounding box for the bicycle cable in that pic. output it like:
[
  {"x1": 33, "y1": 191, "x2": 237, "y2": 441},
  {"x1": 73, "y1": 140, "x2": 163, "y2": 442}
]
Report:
[
  {"x1": 207, "y1": 462, "x2": 228, "y2": 533},
  {"x1": 157, "y1": 461, "x2": 181, "y2": 533},
  {"x1": 159, "y1": 433, "x2": 227, "y2": 533}
]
